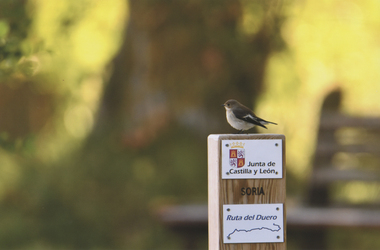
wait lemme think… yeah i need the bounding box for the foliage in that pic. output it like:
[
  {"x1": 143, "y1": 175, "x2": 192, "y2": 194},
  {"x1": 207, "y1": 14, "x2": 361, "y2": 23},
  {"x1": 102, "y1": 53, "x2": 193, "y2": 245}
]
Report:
[
  {"x1": 258, "y1": 0, "x2": 380, "y2": 195},
  {"x1": 0, "y1": 0, "x2": 33, "y2": 77},
  {"x1": 0, "y1": 0, "x2": 129, "y2": 248}
]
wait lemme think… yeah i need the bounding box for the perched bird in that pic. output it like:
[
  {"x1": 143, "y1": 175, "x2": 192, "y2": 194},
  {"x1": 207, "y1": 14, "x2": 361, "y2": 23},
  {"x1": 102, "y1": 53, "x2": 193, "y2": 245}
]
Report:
[{"x1": 222, "y1": 99, "x2": 277, "y2": 133}]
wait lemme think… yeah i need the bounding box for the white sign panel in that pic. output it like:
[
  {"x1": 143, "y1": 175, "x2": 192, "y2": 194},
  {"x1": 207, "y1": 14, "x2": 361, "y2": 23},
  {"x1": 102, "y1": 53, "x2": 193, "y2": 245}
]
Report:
[
  {"x1": 221, "y1": 139, "x2": 282, "y2": 179},
  {"x1": 223, "y1": 203, "x2": 284, "y2": 244}
]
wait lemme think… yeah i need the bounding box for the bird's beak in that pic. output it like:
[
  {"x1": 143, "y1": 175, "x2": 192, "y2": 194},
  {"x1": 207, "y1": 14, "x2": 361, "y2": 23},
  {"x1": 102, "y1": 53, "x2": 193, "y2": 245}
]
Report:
[{"x1": 221, "y1": 104, "x2": 225, "y2": 107}]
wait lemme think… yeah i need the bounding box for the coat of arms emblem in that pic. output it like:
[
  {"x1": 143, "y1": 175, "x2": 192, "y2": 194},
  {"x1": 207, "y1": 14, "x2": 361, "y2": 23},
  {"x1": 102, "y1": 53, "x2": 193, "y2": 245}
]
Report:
[{"x1": 229, "y1": 142, "x2": 245, "y2": 168}]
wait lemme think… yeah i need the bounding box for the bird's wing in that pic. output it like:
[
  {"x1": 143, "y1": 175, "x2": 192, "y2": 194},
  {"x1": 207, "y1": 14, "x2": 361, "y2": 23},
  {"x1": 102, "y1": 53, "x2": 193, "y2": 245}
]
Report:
[{"x1": 232, "y1": 108, "x2": 268, "y2": 129}]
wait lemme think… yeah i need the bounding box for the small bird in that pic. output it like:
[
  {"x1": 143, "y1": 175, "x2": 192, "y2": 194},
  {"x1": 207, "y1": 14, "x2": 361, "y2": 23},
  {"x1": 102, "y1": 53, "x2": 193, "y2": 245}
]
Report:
[{"x1": 222, "y1": 99, "x2": 277, "y2": 133}]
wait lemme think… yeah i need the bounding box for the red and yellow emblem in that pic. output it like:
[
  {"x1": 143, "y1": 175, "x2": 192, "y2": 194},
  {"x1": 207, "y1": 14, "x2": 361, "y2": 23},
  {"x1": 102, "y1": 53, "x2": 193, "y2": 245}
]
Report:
[{"x1": 229, "y1": 142, "x2": 245, "y2": 168}]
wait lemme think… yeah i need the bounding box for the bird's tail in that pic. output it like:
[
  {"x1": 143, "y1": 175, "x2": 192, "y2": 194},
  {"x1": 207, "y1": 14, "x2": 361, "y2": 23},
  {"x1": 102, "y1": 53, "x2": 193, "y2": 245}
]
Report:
[{"x1": 260, "y1": 120, "x2": 277, "y2": 125}]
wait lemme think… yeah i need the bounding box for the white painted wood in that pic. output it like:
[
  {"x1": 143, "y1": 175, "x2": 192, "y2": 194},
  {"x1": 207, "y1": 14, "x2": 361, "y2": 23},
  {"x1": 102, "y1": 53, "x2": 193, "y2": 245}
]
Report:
[{"x1": 208, "y1": 134, "x2": 221, "y2": 250}]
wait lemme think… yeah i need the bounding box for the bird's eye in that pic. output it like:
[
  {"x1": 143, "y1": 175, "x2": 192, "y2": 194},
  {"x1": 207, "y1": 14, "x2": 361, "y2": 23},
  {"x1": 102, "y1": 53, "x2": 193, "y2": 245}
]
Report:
[{"x1": 227, "y1": 104, "x2": 230, "y2": 107}]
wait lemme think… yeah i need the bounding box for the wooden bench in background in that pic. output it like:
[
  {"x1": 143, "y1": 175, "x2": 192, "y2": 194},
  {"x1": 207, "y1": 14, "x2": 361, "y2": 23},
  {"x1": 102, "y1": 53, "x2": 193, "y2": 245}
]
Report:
[
  {"x1": 294, "y1": 89, "x2": 380, "y2": 249},
  {"x1": 156, "y1": 90, "x2": 380, "y2": 249}
]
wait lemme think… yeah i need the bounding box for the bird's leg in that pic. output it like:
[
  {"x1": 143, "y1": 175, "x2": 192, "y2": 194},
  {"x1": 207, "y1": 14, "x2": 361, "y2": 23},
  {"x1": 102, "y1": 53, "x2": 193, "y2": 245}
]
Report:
[{"x1": 237, "y1": 130, "x2": 243, "y2": 134}]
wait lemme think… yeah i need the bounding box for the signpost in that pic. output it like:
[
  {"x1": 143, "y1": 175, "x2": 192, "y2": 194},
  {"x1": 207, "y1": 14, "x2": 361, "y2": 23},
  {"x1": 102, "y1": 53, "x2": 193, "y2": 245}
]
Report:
[{"x1": 208, "y1": 134, "x2": 286, "y2": 250}]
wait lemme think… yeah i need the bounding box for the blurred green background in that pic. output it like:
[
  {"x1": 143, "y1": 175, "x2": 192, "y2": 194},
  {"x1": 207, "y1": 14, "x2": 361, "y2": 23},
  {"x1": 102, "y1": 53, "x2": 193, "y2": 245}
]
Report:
[{"x1": 1, "y1": 0, "x2": 380, "y2": 249}]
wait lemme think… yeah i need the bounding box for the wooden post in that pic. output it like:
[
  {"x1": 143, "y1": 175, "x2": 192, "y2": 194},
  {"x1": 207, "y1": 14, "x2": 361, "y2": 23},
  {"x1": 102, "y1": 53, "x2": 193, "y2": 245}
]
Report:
[{"x1": 208, "y1": 134, "x2": 286, "y2": 250}]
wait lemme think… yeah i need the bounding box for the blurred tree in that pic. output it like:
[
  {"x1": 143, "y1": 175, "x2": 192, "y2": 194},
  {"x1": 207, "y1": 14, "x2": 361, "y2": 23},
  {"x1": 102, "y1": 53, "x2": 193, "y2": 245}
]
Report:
[
  {"x1": 95, "y1": 0, "x2": 287, "y2": 248},
  {"x1": 103, "y1": 0, "x2": 286, "y2": 144}
]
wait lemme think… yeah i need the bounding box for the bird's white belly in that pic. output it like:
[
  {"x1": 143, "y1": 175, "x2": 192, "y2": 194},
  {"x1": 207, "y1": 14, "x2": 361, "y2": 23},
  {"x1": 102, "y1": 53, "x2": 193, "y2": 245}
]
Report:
[{"x1": 226, "y1": 110, "x2": 255, "y2": 130}]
